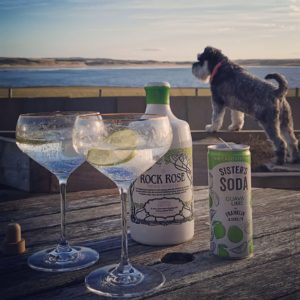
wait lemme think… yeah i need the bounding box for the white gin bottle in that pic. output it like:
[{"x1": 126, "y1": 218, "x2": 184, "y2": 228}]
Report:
[{"x1": 129, "y1": 82, "x2": 194, "y2": 245}]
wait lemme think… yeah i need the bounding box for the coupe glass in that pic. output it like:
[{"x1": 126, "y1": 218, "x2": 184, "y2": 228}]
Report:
[
  {"x1": 16, "y1": 112, "x2": 99, "y2": 272},
  {"x1": 73, "y1": 113, "x2": 172, "y2": 298}
]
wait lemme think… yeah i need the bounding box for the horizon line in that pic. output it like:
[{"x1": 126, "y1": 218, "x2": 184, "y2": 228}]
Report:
[{"x1": 1, "y1": 57, "x2": 300, "y2": 62}]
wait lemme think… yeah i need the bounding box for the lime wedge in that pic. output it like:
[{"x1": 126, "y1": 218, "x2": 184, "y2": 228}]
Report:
[
  {"x1": 87, "y1": 148, "x2": 136, "y2": 166},
  {"x1": 16, "y1": 136, "x2": 47, "y2": 145},
  {"x1": 107, "y1": 129, "x2": 138, "y2": 149},
  {"x1": 87, "y1": 129, "x2": 138, "y2": 166}
]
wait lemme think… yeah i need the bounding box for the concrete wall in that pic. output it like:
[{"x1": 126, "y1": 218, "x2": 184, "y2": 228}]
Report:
[
  {"x1": 2, "y1": 132, "x2": 299, "y2": 192},
  {"x1": 1, "y1": 96, "x2": 300, "y2": 132}
]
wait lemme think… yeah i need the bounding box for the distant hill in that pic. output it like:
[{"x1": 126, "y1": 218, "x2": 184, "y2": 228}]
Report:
[
  {"x1": 234, "y1": 59, "x2": 300, "y2": 66},
  {"x1": 0, "y1": 57, "x2": 300, "y2": 68},
  {"x1": 0, "y1": 57, "x2": 189, "y2": 68}
]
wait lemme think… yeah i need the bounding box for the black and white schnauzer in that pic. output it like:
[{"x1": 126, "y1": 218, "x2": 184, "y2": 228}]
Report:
[{"x1": 192, "y1": 46, "x2": 299, "y2": 165}]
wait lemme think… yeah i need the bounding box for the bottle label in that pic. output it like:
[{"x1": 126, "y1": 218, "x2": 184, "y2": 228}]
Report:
[{"x1": 130, "y1": 147, "x2": 194, "y2": 226}]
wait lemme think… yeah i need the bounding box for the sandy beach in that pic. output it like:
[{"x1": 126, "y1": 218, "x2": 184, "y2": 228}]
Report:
[
  {"x1": 0, "y1": 58, "x2": 192, "y2": 69},
  {"x1": 1, "y1": 58, "x2": 300, "y2": 69}
]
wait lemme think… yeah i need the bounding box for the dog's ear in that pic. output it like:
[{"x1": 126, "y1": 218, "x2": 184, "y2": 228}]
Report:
[{"x1": 204, "y1": 46, "x2": 222, "y2": 56}]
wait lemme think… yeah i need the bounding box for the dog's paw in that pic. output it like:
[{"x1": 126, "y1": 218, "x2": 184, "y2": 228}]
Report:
[
  {"x1": 274, "y1": 156, "x2": 285, "y2": 165},
  {"x1": 205, "y1": 124, "x2": 217, "y2": 132},
  {"x1": 289, "y1": 154, "x2": 300, "y2": 164},
  {"x1": 228, "y1": 124, "x2": 242, "y2": 131}
]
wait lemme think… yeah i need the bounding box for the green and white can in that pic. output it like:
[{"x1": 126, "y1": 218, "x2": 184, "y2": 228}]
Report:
[{"x1": 208, "y1": 144, "x2": 253, "y2": 259}]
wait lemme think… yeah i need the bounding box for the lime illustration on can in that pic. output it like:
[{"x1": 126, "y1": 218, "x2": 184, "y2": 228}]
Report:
[{"x1": 208, "y1": 143, "x2": 253, "y2": 259}]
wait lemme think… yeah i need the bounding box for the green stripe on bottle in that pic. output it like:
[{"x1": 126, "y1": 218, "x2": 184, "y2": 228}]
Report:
[{"x1": 145, "y1": 85, "x2": 170, "y2": 105}]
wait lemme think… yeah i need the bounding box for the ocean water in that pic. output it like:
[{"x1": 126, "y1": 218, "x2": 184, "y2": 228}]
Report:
[{"x1": 0, "y1": 66, "x2": 300, "y2": 88}]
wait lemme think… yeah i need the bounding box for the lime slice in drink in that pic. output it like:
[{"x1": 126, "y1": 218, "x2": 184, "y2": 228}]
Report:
[
  {"x1": 87, "y1": 148, "x2": 136, "y2": 166},
  {"x1": 16, "y1": 136, "x2": 47, "y2": 145},
  {"x1": 107, "y1": 129, "x2": 138, "y2": 149},
  {"x1": 87, "y1": 129, "x2": 138, "y2": 166}
]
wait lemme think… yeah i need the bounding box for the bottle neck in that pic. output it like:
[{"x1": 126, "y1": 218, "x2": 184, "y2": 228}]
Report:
[
  {"x1": 145, "y1": 104, "x2": 192, "y2": 147},
  {"x1": 145, "y1": 104, "x2": 175, "y2": 119}
]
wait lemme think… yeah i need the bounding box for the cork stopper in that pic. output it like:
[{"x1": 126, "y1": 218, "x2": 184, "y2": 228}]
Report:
[{"x1": 2, "y1": 223, "x2": 26, "y2": 255}]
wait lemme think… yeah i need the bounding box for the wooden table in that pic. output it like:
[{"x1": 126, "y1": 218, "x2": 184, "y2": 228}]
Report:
[{"x1": 0, "y1": 186, "x2": 299, "y2": 299}]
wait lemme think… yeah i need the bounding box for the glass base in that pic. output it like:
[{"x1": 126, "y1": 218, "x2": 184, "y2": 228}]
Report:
[
  {"x1": 28, "y1": 246, "x2": 99, "y2": 272},
  {"x1": 85, "y1": 264, "x2": 165, "y2": 298}
]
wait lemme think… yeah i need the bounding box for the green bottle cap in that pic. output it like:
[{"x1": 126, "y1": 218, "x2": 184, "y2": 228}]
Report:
[{"x1": 144, "y1": 82, "x2": 170, "y2": 105}]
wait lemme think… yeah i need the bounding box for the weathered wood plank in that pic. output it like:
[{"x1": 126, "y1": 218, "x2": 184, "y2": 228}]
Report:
[
  {"x1": 1, "y1": 188, "x2": 298, "y2": 248},
  {"x1": 0, "y1": 187, "x2": 287, "y2": 232},
  {"x1": 0, "y1": 187, "x2": 298, "y2": 262},
  {"x1": 0, "y1": 188, "x2": 208, "y2": 236},
  {"x1": 2, "y1": 227, "x2": 298, "y2": 300},
  {"x1": 0, "y1": 186, "x2": 207, "y2": 219},
  {"x1": 147, "y1": 254, "x2": 300, "y2": 300},
  {"x1": 277, "y1": 291, "x2": 300, "y2": 300},
  {"x1": 0, "y1": 187, "x2": 299, "y2": 300},
  {"x1": 0, "y1": 188, "x2": 119, "y2": 214}
]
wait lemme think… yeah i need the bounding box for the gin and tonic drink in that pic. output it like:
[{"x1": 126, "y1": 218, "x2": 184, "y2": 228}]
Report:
[
  {"x1": 73, "y1": 113, "x2": 172, "y2": 298},
  {"x1": 16, "y1": 112, "x2": 99, "y2": 272}
]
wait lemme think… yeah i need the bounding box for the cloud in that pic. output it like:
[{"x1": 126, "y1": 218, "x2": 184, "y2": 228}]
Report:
[
  {"x1": 290, "y1": 0, "x2": 300, "y2": 10},
  {"x1": 1, "y1": 0, "x2": 299, "y2": 59},
  {"x1": 288, "y1": 0, "x2": 300, "y2": 16},
  {"x1": 141, "y1": 48, "x2": 163, "y2": 52},
  {"x1": 0, "y1": 0, "x2": 53, "y2": 10}
]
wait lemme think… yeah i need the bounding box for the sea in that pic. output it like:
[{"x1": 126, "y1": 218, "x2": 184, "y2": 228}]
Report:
[{"x1": 0, "y1": 66, "x2": 300, "y2": 88}]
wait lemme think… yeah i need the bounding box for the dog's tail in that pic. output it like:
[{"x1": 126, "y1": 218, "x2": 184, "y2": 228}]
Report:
[{"x1": 265, "y1": 73, "x2": 288, "y2": 98}]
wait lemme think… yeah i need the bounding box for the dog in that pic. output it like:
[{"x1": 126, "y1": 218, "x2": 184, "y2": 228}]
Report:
[{"x1": 192, "y1": 46, "x2": 299, "y2": 165}]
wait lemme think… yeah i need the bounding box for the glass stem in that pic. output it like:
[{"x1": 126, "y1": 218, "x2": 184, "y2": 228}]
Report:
[
  {"x1": 117, "y1": 187, "x2": 132, "y2": 272},
  {"x1": 58, "y1": 180, "x2": 69, "y2": 249}
]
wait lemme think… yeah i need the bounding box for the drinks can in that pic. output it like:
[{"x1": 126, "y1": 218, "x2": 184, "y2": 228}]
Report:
[{"x1": 207, "y1": 144, "x2": 253, "y2": 259}]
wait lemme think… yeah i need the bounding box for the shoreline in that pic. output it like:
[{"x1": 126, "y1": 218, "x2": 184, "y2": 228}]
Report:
[
  {"x1": 2, "y1": 63, "x2": 300, "y2": 70},
  {"x1": 1, "y1": 58, "x2": 300, "y2": 69},
  {"x1": 0, "y1": 63, "x2": 192, "y2": 70}
]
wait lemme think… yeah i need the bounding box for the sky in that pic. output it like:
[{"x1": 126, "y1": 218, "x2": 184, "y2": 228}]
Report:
[{"x1": 0, "y1": 0, "x2": 300, "y2": 61}]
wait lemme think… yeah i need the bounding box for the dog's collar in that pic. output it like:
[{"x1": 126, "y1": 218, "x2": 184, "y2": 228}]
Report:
[{"x1": 210, "y1": 61, "x2": 223, "y2": 83}]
